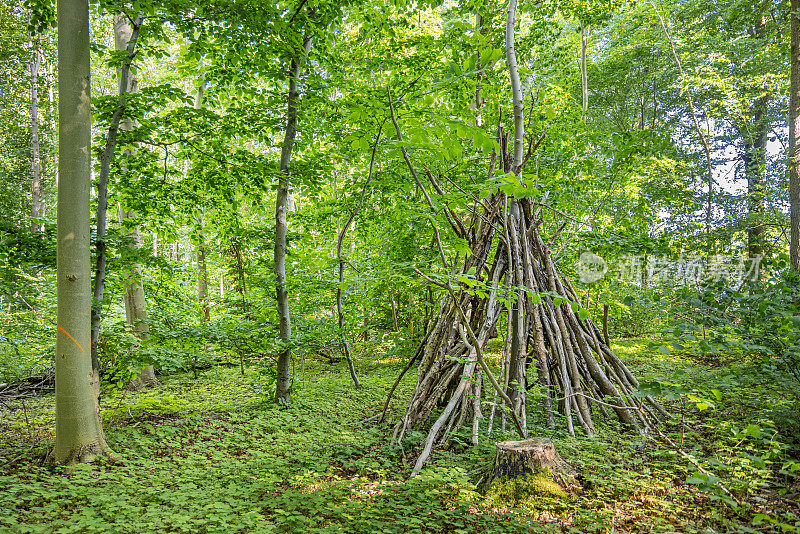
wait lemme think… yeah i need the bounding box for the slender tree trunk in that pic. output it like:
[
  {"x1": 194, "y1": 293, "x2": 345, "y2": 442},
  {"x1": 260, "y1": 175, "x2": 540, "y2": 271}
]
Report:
[
  {"x1": 580, "y1": 23, "x2": 589, "y2": 119},
  {"x1": 745, "y1": 13, "x2": 770, "y2": 268},
  {"x1": 744, "y1": 107, "x2": 768, "y2": 261},
  {"x1": 505, "y1": 0, "x2": 529, "y2": 430},
  {"x1": 47, "y1": 62, "x2": 58, "y2": 188},
  {"x1": 197, "y1": 219, "x2": 210, "y2": 323},
  {"x1": 189, "y1": 82, "x2": 211, "y2": 343},
  {"x1": 275, "y1": 34, "x2": 313, "y2": 402},
  {"x1": 475, "y1": 13, "x2": 487, "y2": 128},
  {"x1": 29, "y1": 36, "x2": 44, "y2": 233},
  {"x1": 113, "y1": 13, "x2": 157, "y2": 390},
  {"x1": 506, "y1": 0, "x2": 524, "y2": 174},
  {"x1": 90, "y1": 13, "x2": 143, "y2": 394},
  {"x1": 390, "y1": 292, "x2": 399, "y2": 331},
  {"x1": 790, "y1": 0, "x2": 800, "y2": 270},
  {"x1": 52, "y1": 0, "x2": 113, "y2": 465}
]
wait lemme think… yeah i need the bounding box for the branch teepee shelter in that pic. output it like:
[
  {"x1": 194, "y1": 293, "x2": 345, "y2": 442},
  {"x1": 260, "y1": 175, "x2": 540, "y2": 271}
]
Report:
[{"x1": 388, "y1": 0, "x2": 666, "y2": 474}]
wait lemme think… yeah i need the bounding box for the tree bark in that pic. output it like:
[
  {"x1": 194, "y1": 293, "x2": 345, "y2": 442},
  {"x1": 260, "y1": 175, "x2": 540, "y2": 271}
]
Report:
[
  {"x1": 580, "y1": 23, "x2": 589, "y2": 119},
  {"x1": 274, "y1": 34, "x2": 313, "y2": 402},
  {"x1": 29, "y1": 35, "x2": 44, "y2": 233},
  {"x1": 52, "y1": 0, "x2": 113, "y2": 465},
  {"x1": 744, "y1": 12, "x2": 770, "y2": 267},
  {"x1": 791, "y1": 0, "x2": 800, "y2": 271},
  {"x1": 47, "y1": 61, "x2": 58, "y2": 189},
  {"x1": 197, "y1": 219, "x2": 210, "y2": 324},
  {"x1": 112, "y1": 12, "x2": 157, "y2": 390},
  {"x1": 190, "y1": 82, "x2": 211, "y2": 354},
  {"x1": 90, "y1": 12, "x2": 143, "y2": 394},
  {"x1": 506, "y1": 0, "x2": 524, "y2": 173}
]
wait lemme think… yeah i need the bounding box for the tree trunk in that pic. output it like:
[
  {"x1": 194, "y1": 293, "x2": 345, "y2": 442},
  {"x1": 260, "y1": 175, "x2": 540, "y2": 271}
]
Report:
[
  {"x1": 197, "y1": 219, "x2": 210, "y2": 323},
  {"x1": 791, "y1": 0, "x2": 800, "y2": 271},
  {"x1": 506, "y1": 0, "x2": 524, "y2": 173},
  {"x1": 91, "y1": 12, "x2": 143, "y2": 395},
  {"x1": 190, "y1": 81, "x2": 211, "y2": 355},
  {"x1": 29, "y1": 36, "x2": 44, "y2": 233},
  {"x1": 390, "y1": 292, "x2": 398, "y2": 332},
  {"x1": 52, "y1": 0, "x2": 113, "y2": 465},
  {"x1": 47, "y1": 61, "x2": 58, "y2": 188},
  {"x1": 113, "y1": 13, "x2": 157, "y2": 391},
  {"x1": 275, "y1": 34, "x2": 313, "y2": 402},
  {"x1": 744, "y1": 13, "x2": 770, "y2": 269},
  {"x1": 580, "y1": 23, "x2": 589, "y2": 119}
]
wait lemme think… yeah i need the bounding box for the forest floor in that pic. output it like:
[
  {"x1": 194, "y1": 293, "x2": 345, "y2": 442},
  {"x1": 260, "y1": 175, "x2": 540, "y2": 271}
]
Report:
[{"x1": 1, "y1": 337, "x2": 798, "y2": 533}]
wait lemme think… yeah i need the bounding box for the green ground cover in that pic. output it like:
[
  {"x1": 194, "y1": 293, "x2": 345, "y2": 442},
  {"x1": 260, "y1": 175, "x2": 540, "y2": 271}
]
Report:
[{"x1": 1, "y1": 339, "x2": 797, "y2": 533}]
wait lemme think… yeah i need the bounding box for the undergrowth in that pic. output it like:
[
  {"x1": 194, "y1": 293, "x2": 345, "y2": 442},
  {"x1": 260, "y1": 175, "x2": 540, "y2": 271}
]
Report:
[{"x1": 1, "y1": 339, "x2": 798, "y2": 533}]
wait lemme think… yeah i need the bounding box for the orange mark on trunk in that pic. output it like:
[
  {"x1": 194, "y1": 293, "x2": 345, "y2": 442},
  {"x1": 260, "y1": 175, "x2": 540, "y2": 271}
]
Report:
[{"x1": 57, "y1": 325, "x2": 85, "y2": 353}]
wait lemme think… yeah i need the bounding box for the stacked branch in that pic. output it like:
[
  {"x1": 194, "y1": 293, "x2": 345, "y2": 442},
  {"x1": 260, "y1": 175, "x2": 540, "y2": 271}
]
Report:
[
  {"x1": 0, "y1": 368, "x2": 55, "y2": 401},
  {"x1": 393, "y1": 188, "x2": 666, "y2": 471},
  {"x1": 390, "y1": 0, "x2": 666, "y2": 473}
]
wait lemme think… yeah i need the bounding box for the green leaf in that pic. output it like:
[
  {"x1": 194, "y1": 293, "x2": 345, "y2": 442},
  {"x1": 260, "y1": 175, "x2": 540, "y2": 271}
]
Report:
[{"x1": 745, "y1": 424, "x2": 761, "y2": 438}]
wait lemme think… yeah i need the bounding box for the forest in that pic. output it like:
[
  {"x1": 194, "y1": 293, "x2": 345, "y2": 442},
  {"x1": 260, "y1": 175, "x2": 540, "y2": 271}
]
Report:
[{"x1": 1, "y1": 0, "x2": 799, "y2": 531}]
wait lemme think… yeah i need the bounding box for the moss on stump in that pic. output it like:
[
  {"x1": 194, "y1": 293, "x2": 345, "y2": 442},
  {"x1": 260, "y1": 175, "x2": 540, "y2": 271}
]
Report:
[
  {"x1": 480, "y1": 437, "x2": 580, "y2": 508},
  {"x1": 484, "y1": 470, "x2": 568, "y2": 510}
]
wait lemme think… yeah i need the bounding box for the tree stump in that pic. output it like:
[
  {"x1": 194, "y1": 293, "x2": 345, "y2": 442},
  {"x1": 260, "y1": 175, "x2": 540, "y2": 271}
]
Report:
[
  {"x1": 491, "y1": 438, "x2": 575, "y2": 479},
  {"x1": 480, "y1": 438, "x2": 580, "y2": 500}
]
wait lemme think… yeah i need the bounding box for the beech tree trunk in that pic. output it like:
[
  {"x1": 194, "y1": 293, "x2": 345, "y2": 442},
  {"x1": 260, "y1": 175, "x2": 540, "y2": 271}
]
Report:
[
  {"x1": 113, "y1": 13, "x2": 158, "y2": 391},
  {"x1": 743, "y1": 99, "x2": 768, "y2": 262},
  {"x1": 791, "y1": 0, "x2": 800, "y2": 271},
  {"x1": 29, "y1": 36, "x2": 44, "y2": 233},
  {"x1": 90, "y1": 12, "x2": 143, "y2": 395},
  {"x1": 744, "y1": 12, "x2": 770, "y2": 268},
  {"x1": 191, "y1": 83, "x2": 211, "y2": 341},
  {"x1": 47, "y1": 62, "x2": 58, "y2": 188},
  {"x1": 274, "y1": 34, "x2": 313, "y2": 402},
  {"x1": 197, "y1": 219, "x2": 210, "y2": 322},
  {"x1": 580, "y1": 23, "x2": 588, "y2": 118},
  {"x1": 52, "y1": 0, "x2": 113, "y2": 465}
]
